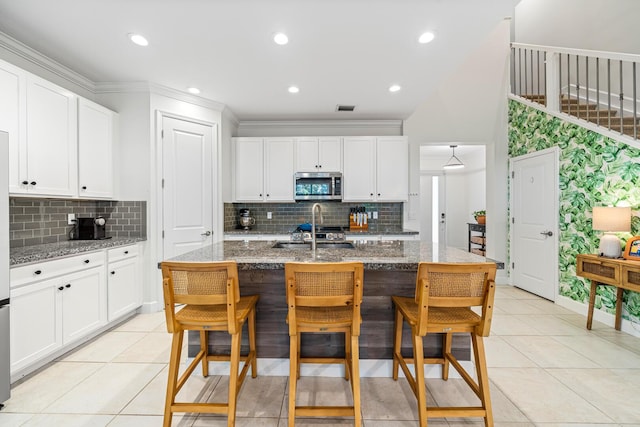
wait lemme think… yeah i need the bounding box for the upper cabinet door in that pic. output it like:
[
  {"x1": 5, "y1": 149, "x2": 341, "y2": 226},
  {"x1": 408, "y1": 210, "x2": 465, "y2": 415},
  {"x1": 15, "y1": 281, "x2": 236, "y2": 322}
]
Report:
[
  {"x1": 0, "y1": 61, "x2": 27, "y2": 194},
  {"x1": 376, "y1": 137, "x2": 408, "y2": 201},
  {"x1": 264, "y1": 137, "x2": 294, "y2": 201},
  {"x1": 317, "y1": 137, "x2": 342, "y2": 172},
  {"x1": 25, "y1": 75, "x2": 77, "y2": 197},
  {"x1": 78, "y1": 98, "x2": 115, "y2": 199},
  {"x1": 343, "y1": 136, "x2": 376, "y2": 201},
  {"x1": 234, "y1": 138, "x2": 265, "y2": 201},
  {"x1": 295, "y1": 137, "x2": 319, "y2": 172}
]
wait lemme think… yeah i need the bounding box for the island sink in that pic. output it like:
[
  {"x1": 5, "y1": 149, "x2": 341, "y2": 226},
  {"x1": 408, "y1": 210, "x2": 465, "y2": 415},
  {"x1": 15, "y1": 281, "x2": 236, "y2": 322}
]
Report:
[{"x1": 272, "y1": 241, "x2": 355, "y2": 249}]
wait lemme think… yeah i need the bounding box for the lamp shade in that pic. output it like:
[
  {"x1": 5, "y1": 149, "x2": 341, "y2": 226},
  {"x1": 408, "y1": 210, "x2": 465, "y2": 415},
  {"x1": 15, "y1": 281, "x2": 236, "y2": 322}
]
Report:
[{"x1": 592, "y1": 206, "x2": 631, "y2": 232}]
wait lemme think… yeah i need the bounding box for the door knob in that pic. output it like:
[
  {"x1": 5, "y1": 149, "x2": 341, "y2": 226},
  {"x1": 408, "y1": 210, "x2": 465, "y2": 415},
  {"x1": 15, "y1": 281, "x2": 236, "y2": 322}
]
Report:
[
  {"x1": 201, "y1": 231, "x2": 212, "y2": 236},
  {"x1": 540, "y1": 230, "x2": 553, "y2": 237}
]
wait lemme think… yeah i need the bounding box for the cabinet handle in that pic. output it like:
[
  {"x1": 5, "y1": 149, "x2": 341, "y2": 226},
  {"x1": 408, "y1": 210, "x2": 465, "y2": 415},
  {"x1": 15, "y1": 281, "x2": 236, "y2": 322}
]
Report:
[
  {"x1": 266, "y1": 194, "x2": 270, "y2": 197},
  {"x1": 259, "y1": 193, "x2": 262, "y2": 197},
  {"x1": 58, "y1": 286, "x2": 64, "y2": 291},
  {"x1": 82, "y1": 186, "x2": 87, "y2": 190},
  {"x1": 377, "y1": 193, "x2": 381, "y2": 197},
  {"x1": 65, "y1": 284, "x2": 71, "y2": 288},
  {"x1": 30, "y1": 181, "x2": 36, "y2": 186},
  {"x1": 84, "y1": 259, "x2": 90, "y2": 264},
  {"x1": 111, "y1": 271, "x2": 116, "y2": 275},
  {"x1": 34, "y1": 270, "x2": 42, "y2": 275},
  {"x1": 22, "y1": 180, "x2": 28, "y2": 185},
  {"x1": 370, "y1": 193, "x2": 374, "y2": 196},
  {"x1": 124, "y1": 251, "x2": 129, "y2": 254},
  {"x1": 318, "y1": 165, "x2": 322, "y2": 168}
]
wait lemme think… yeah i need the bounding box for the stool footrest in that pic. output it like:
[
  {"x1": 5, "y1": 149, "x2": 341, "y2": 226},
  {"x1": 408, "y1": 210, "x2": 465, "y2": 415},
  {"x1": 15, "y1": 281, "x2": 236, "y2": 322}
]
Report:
[
  {"x1": 300, "y1": 357, "x2": 345, "y2": 364},
  {"x1": 296, "y1": 406, "x2": 356, "y2": 417},
  {"x1": 171, "y1": 402, "x2": 229, "y2": 414},
  {"x1": 426, "y1": 407, "x2": 487, "y2": 418}
]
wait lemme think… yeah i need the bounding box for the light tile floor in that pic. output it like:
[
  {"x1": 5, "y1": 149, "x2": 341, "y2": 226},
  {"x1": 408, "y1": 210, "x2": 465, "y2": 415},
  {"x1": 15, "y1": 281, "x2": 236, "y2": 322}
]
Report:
[{"x1": 2, "y1": 285, "x2": 640, "y2": 426}]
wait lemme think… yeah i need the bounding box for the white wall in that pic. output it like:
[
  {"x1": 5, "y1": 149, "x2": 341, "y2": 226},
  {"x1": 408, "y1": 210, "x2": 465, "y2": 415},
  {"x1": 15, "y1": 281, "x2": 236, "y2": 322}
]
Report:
[
  {"x1": 515, "y1": 0, "x2": 640, "y2": 54},
  {"x1": 236, "y1": 120, "x2": 402, "y2": 138},
  {"x1": 405, "y1": 19, "x2": 511, "y2": 273}
]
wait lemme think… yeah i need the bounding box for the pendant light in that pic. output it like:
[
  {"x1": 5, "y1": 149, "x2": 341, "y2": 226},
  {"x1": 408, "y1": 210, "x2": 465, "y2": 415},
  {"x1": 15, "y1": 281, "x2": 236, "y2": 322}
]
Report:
[{"x1": 443, "y1": 145, "x2": 464, "y2": 170}]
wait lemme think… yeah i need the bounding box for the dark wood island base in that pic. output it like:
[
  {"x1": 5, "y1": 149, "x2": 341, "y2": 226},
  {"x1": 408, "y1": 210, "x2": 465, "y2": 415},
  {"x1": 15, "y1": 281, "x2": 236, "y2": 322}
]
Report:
[{"x1": 188, "y1": 269, "x2": 471, "y2": 362}]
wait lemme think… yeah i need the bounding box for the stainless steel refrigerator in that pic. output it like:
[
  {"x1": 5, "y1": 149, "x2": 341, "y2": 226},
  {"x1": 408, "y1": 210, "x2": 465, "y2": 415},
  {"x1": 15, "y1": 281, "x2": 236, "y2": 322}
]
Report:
[{"x1": 0, "y1": 131, "x2": 10, "y2": 407}]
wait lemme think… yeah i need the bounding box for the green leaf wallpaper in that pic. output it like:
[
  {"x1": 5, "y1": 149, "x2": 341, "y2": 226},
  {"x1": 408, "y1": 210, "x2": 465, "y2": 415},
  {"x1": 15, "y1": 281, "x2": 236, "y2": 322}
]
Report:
[{"x1": 508, "y1": 100, "x2": 640, "y2": 323}]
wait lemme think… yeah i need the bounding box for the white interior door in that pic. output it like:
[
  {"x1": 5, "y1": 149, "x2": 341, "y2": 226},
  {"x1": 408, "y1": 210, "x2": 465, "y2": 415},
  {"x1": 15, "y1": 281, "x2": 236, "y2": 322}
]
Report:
[
  {"x1": 511, "y1": 148, "x2": 558, "y2": 300},
  {"x1": 162, "y1": 116, "x2": 215, "y2": 259},
  {"x1": 420, "y1": 173, "x2": 446, "y2": 243}
]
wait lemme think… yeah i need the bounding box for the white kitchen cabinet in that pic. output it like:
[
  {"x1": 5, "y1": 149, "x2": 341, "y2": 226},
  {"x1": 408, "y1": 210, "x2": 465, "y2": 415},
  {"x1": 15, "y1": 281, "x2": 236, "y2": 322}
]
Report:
[
  {"x1": 10, "y1": 252, "x2": 107, "y2": 375},
  {"x1": 343, "y1": 136, "x2": 376, "y2": 201},
  {"x1": 20, "y1": 74, "x2": 78, "y2": 196},
  {"x1": 376, "y1": 137, "x2": 409, "y2": 201},
  {"x1": 295, "y1": 137, "x2": 342, "y2": 172},
  {"x1": 78, "y1": 97, "x2": 115, "y2": 199},
  {"x1": 234, "y1": 137, "x2": 264, "y2": 201},
  {"x1": 343, "y1": 136, "x2": 408, "y2": 202},
  {"x1": 107, "y1": 245, "x2": 141, "y2": 321},
  {"x1": 233, "y1": 137, "x2": 294, "y2": 202},
  {"x1": 0, "y1": 60, "x2": 26, "y2": 194},
  {"x1": 264, "y1": 137, "x2": 294, "y2": 201}
]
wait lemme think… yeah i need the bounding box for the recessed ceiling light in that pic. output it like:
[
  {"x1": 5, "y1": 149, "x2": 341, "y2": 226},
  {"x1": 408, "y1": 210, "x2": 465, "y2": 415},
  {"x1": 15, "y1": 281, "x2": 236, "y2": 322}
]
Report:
[
  {"x1": 418, "y1": 32, "x2": 435, "y2": 44},
  {"x1": 187, "y1": 87, "x2": 200, "y2": 94},
  {"x1": 274, "y1": 33, "x2": 289, "y2": 45},
  {"x1": 128, "y1": 33, "x2": 149, "y2": 47},
  {"x1": 389, "y1": 84, "x2": 401, "y2": 93},
  {"x1": 288, "y1": 86, "x2": 299, "y2": 94}
]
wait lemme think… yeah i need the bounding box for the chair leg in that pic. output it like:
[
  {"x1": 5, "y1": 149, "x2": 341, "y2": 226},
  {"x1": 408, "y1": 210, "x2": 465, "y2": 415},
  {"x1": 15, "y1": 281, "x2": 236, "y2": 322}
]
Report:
[
  {"x1": 164, "y1": 330, "x2": 184, "y2": 427},
  {"x1": 248, "y1": 307, "x2": 258, "y2": 378},
  {"x1": 288, "y1": 334, "x2": 299, "y2": 427},
  {"x1": 412, "y1": 332, "x2": 428, "y2": 427},
  {"x1": 344, "y1": 330, "x2": 351, "y2": 381},
  {"x1": 392, "y1": 308, "x2": 403, "y2": 380},
  {"x1": 351, "y1": 334, "x2": 362, "y2": 427},
  {"x1": 227, "y1": 331, "x2": 242, "y2": 427},
  {"x1": 200, "y1": 330, "x2": 209, "y2": 377},
  {"x1": 442, "y1": 332, "x2": 452, "y2": 380},
  {"x1": 472, "y1": 333, "x2": 493, "y2": 427},
  {"x1": 296, "y1": 333, "x2": 301, "y2": 379}
]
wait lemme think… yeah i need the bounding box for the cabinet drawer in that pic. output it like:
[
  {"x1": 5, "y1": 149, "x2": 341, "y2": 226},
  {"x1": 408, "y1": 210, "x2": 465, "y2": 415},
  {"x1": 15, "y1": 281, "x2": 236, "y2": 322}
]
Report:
[
  {"x1": 621, "y1": 264, "x2": 640, "y2": 292},
  {"x1": 576, "y1": 256, "x2": 620, "y2": 285},
  {"x1": 11, "y1": 251, "x2": 105, "y2": 289},
  {"x1": 107, "y1": 244, "x2": 138, "y2": 263}
]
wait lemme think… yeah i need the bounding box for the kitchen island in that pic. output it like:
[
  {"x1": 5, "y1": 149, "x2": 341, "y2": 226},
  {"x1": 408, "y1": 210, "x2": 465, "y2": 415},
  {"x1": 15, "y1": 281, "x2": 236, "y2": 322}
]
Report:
[{"x1": 168, "y1": 240, "x2": 496, "y2": 373}]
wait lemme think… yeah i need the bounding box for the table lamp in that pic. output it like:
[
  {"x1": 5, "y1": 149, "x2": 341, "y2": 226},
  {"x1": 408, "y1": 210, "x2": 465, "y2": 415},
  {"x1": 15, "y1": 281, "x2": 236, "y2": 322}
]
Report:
[{"x1": 592, "y1": 206, "x2": 631, "y2": 258}]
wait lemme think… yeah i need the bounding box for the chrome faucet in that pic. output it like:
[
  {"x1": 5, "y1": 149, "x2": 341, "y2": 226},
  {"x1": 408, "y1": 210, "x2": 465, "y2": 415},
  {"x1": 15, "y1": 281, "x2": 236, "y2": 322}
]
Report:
[{"x1": 311, "y1": 203, "x2": 323, "y2": 252}]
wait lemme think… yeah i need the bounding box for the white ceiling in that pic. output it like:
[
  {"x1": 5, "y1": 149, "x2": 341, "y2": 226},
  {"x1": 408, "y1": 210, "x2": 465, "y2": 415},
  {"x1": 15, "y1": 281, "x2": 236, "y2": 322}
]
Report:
[{"x1": 0, "y1": 0, "x2": 519, "y2": 121}]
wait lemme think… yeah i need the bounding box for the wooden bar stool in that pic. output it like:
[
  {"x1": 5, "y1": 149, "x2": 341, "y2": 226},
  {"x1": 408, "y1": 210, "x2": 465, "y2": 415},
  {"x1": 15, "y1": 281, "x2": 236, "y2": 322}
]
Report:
[
  {"x1": 391, "y1": 262, "x2": 497, "y2": 427},
  {"x1": 160, "y1": 261, "x2": 259, "y2": 427},
  {"x1": 285, "y1": 262, "x2": 364, "y2": 427}
]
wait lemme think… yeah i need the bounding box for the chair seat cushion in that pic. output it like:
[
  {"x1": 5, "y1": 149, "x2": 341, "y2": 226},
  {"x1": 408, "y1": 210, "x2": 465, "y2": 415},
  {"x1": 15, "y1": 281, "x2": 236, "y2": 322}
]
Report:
[
  {"x1": 295, "y1": 306, "x2": 354, "y2": 325},
  {"x1": 393, "y1": 296, "x2": 481, "y2": 326},
  {"x1": 176, "y1": 295, "x2": 258, "y2": 325}
]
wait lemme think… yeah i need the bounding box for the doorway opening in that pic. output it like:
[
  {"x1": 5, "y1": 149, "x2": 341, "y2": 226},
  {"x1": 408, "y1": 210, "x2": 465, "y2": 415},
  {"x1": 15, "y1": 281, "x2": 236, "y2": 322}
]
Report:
[{"x1": 419, "y1": 145, "x2": 486, "y2": 250}]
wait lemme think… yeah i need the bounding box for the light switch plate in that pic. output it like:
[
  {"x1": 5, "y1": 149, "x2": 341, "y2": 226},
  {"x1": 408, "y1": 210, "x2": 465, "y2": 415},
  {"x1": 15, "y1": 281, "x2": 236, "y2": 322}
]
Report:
[
  {"x1": 68, "y1": 213, "x2": 76, "y2": 225},
  {"x1": 267, "y1": 212, "x2": 272, "y2": 219},
  {"x1": 373, "y1": 211, "x2": 378, "y2": 219}
]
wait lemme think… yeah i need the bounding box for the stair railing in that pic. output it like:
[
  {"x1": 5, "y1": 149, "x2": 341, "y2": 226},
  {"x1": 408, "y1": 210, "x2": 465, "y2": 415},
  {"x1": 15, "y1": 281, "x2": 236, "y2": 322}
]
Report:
[{"x1": 511, "y1": 43, "x2": 639, "y2": 140}]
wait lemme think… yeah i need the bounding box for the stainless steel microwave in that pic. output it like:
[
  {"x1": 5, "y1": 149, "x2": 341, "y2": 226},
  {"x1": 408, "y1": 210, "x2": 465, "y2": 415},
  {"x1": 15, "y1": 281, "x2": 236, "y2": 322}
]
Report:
[{"x1": 294, "y1": 172, "x2": 342, "y2": 201}]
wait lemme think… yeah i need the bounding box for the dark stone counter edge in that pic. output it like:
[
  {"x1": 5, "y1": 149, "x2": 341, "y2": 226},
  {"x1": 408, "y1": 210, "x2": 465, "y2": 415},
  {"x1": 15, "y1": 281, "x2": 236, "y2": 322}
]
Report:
[
  {"x1": 10, "y1": 237, "x2": 146, "y2": 267},
  {"x1": 224, "y1": 229, "x2": 419, "y2": 236}
]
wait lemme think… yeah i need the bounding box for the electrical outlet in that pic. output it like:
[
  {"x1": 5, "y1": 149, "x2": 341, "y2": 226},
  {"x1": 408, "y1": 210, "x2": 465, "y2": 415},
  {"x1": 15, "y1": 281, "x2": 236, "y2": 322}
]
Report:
[
  {"x1": 267, "y1": 212, "x2": 272, "y2": 219},
  {"x1": 67, "y1": 213, "x2": 76, "y2": 225},
  {"x1": 367, "y1": 212, "x2": 372, "y2": 219},
  {"x1": 373, "y1": 211, "x2": 378, "y2": 219}
]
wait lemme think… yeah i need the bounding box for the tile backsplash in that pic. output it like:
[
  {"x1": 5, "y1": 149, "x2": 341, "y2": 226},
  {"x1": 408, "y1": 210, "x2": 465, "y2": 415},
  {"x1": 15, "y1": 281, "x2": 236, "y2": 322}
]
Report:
[
  {"x1": 224, "y1": 202, "x2": 403, "y2": 233},
  {"x1": 9, "y1": 198, "x2": 147, "y2": 248}
]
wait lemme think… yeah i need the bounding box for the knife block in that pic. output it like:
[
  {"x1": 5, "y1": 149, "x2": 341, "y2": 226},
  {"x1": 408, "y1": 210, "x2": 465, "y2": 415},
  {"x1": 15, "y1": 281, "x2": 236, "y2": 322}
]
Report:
[{"x1": 349, "y1": 217, "x2": 368, "y2": 231}]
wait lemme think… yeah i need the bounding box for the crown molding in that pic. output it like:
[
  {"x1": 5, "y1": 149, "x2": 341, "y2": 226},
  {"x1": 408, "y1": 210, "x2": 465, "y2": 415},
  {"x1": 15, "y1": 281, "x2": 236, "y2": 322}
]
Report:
[
  {"x1": 0, "y1": 30, "x2": 95, "y2": 92},
  {"x1": 238, "y1": 120, "x2": 403, "y2": 130}
]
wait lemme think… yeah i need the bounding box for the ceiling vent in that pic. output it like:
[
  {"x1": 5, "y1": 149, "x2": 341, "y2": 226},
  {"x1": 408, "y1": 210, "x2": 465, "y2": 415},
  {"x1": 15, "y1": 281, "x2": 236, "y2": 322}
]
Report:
[{"x1": 336, "y1": 105, "x2": 356, "y2": 112}]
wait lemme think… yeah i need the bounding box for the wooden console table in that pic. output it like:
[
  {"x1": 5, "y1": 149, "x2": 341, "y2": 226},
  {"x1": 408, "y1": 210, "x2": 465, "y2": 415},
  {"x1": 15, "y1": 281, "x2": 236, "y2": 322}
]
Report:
[{"x1": 576, "y1": 254, "x2": 640, "y2": 330}]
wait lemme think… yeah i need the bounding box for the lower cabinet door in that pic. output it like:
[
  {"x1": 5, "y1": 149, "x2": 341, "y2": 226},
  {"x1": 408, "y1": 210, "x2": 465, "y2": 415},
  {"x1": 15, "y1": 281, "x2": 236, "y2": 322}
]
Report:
[
  {"x1": 108, "y1": 257, "x2": 139, "y2": 321},
  {"x1": 10, "y1": 278, "x2": 63, "y2": 374},
  {"x1": 62, "y1": 266, "x2": 107, "y2": 344}
]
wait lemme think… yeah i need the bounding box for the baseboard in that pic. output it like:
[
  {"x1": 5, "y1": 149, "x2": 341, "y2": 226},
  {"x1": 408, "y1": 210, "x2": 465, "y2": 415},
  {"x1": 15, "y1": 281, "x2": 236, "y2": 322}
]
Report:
[
  {"x1": 555, "y1": 295, "x2": 640, "y2": 338},
  {"x1": 194, "y1": 358, "x2": 473, "y2": 379}
]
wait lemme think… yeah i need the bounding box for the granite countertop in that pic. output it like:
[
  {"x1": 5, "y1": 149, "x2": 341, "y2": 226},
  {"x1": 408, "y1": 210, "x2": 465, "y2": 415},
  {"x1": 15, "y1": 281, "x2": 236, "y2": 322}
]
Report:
[
  {"x1": 10, "y1": 237, "x2": 146, "y2": 266},
  {"x1": 224, "y1": 228, "x2": 419, "y2": 236},
  {"x1": 168, "y1": 240, "x2": 493, "y2": 271}
]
